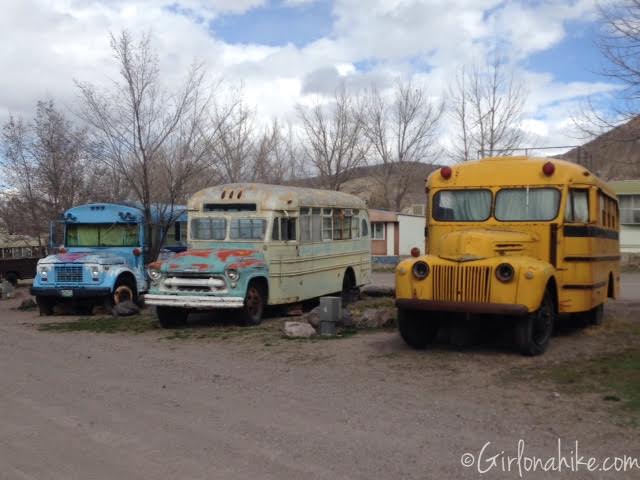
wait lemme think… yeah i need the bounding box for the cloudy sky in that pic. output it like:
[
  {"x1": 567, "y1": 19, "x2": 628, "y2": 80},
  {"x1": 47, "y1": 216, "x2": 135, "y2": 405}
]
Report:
[{"x1": 0, "y1": 0, "x2": 623, "y2": 156}]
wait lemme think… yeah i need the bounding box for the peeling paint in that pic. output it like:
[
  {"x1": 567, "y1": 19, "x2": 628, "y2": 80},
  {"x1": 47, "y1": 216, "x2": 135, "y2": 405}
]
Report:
[{"x1": 216, "y1": 249, "x2": 258, "y2": 262}]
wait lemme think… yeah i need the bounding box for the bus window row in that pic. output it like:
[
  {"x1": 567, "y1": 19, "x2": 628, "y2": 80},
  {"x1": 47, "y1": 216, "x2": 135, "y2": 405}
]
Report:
[{"x1": 191, "y1": 209, "x2": 370, "y2": 243}]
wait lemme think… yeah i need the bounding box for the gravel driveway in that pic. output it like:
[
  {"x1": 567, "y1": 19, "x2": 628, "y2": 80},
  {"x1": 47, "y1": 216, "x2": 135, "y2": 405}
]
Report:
[{"x1": 0, "y1": 284, "x2": 638, "y2": 480}]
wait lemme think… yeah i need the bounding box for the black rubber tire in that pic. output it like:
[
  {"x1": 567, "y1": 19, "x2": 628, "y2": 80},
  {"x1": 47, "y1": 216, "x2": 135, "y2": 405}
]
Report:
[
  {"x1": 36, "y1": 296, "x2": 55, "y2": 316},
  {"x1": 156, "y1": 306, "x2": 189, "y2": 328},
  {"x1": 398, "y1": 308, "x2": 439, "y2": 349},
  {"x1": 515, "y1": 290, "x2": 556, "y2": 356},
  {"x1": 105, "y1": 277, "x2": 137, "y2": 312},
  {"x1": 241, "y1": 282, "x2": 265, "y2": 326},
  {"x1": 5, "y1": 272, "x2": 18, "y2": 287},
  {"x1": 341, "y1": 270, "x2": 358, "y2": 306}
]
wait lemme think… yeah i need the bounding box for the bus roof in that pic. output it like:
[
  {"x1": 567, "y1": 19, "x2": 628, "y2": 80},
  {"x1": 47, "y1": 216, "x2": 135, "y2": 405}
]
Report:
[
  {"x1": 428, "y1": 156, "x2": 617, "y2": 197},
  {"x1": 189, "y1": 183, "x2": 367, "y2": 211},
  {"x1": 64, "y1": 203, "x2": 187, "y2": 224}
]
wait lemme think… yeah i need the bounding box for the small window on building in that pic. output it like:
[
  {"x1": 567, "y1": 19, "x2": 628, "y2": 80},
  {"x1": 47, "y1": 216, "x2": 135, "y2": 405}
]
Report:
[
  {"x1": 372, "y1": 222, "x2": 385, "y2": 240},
  {"x1": 620, "y1": 194, "x2": 640, "y2": 224}
]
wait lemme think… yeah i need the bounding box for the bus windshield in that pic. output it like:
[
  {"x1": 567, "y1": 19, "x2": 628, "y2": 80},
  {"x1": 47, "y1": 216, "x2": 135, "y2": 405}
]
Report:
[
  {"x1": 66, "y1": 223, "x2": 140, "y2": 247},
  {"x1": 495, "y1": 188, "x2": 560, "y2": 221},
  {"x1": 433, "y1": 189, "x2": 492, "y2": 221}
]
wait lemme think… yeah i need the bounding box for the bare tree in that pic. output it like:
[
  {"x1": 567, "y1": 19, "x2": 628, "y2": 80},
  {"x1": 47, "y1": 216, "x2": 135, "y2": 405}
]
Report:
[
  {"x1": 208, "y1": 97, "x2": 256, "y2": 183},
  {"x1": 253, "y1": 119, "x2": 302, "y2": 184},
  {"x1": 1, "y1": 100, "x2": 90, "y2": 243},
  {"x1": 449, "y1": 57, "x2": 528, "y2": 161},
  {"x1": 297, "y1": 87, "x2": 368, "y2": 191},
  {"x1": 76, "y1": 30, "x2": 213, "y2": 258},
  {"x1": 362, "y1": 82, "x2": 443, "y2": 210}
]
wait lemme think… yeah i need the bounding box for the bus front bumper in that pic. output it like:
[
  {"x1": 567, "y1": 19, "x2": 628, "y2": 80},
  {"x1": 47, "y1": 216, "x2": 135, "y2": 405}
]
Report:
[
  {"x1": 30, "y1": 287, "x2": 112, "y2": 298},
  {"x1": 144, "y1": 294, "x2": 245, "y2": 309},
  {"x1": 396, "y1": 299, "x2": 529, "y2": 316}
]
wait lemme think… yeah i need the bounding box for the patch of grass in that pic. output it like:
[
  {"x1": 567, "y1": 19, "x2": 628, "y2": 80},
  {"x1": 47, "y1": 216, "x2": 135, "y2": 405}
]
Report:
[
  {"x1": 39, "y1": 314, "x2": 159, "y2": 334},
  {"x1": 548, "y1": 348, "x2": 640, "y2": 415}
]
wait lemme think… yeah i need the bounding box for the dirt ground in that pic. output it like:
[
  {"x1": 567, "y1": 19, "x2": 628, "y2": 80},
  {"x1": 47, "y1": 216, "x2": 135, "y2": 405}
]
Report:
[{"x1": 1, "y1": 280, "x2": 639, "y2": 479}]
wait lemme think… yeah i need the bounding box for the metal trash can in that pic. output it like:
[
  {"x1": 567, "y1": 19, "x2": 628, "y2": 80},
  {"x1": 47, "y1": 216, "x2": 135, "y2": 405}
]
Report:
[{"x1": 319, "y1": 296, "x2": 341, "y2": 336}]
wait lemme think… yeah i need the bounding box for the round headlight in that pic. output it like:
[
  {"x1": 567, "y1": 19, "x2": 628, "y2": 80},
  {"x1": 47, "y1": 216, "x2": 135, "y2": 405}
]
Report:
[
  {"x1": 90, "y1": 265, "x2": 101, "y2": 277},
  {"x1": 148, "y1": 268, "x2": 162, "y2": 281},
  {"x1": 412, "y1": 261, "x2": 429, "y2": 280},
  {"x1": 496, "y1": 263, "x2": 515, "y2": 282},
  {"x1": 39, "y1": 266, "x2": 49, "y2": 278},
  {"x1": 226, "y1": 268, "x2": 239, "y2": 282}
]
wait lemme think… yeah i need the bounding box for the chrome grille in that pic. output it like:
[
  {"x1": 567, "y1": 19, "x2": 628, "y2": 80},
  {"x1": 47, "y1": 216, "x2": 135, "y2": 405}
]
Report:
[
  {"x1": 55, "y1": 265, "x2": 84, "y2": 283},
  {"x1": 433, "y1": 265, "x2": 491, "y2": 303}
]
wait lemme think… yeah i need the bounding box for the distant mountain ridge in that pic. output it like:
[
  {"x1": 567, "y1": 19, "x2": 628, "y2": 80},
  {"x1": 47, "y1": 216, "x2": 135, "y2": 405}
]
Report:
[{"x1": 559, "y1": 117, "x2": 640, "y2": 180}]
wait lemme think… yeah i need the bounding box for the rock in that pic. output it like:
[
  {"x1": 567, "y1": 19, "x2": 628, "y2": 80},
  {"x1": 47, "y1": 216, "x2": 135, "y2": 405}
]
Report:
[
  {"x1": 1, "y1": 280, "x2": 14, "y2": 299},
  {"x1": 361, "y1": 285, "x2": 394, "y2": 297},
  {"x1": 340, "y1": 309, "x2": 354, "y2": 328},
  {"x1": 302, "y1": 306, "x2": 321, "y2": 329},
  {"x1": 354, "y1": 307, "x2": 396, "y2": 329},
  {"x1": 18, "y1": 298, "x2": 37, "y2": 311},
  {"x1": 112, "y1": 300, "x2": 140, "y2": 317},
  {"x1": 283, "y1": 321, "x2": 317, "y2": 338}
]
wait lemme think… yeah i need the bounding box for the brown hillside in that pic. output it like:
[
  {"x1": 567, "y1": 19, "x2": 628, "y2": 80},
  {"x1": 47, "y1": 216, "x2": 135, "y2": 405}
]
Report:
[
  {"x1": 559, "y1": 117, "x2": 640, "y2": 180},
  {"x1": 289, "y1": 162, "x2": 441, "y2": 211}
]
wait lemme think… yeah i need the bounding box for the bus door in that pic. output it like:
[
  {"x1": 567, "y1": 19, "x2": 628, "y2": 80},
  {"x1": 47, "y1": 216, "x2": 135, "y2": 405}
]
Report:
[
  {"x1": 561, "y1": 186, "x2": 598, "y2": 310},
  {"x1": 269, "y1": 213, "x2": 299, "y2": 303}
]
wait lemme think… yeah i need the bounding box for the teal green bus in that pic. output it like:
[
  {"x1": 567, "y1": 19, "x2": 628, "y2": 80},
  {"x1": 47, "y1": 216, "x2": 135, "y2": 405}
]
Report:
[{"x1": 145, "y1": 184, "x2": 372, "y2": 326}]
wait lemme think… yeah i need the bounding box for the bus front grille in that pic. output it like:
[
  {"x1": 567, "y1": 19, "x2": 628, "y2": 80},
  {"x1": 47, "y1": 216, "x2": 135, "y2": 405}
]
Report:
[
  {"x1": 432, "y1": 265, "x2": 491, "y2": 303},
  {"x1": 55, "y1": 265, "x2": 84, "y2": 283}
]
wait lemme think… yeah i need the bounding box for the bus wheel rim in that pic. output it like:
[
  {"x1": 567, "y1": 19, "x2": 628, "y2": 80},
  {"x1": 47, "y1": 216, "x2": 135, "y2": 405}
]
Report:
[{"x1": 114, "y1": 285, "x2": 133, "y2": 304}]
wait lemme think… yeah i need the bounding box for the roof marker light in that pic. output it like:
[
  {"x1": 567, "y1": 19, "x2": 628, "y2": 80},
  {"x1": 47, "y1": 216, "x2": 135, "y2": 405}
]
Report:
[
  {"x1": 542, "y1": 161, "x2": 555, "y2": 176},
  {"x1": 440, "y1": 166, "x2": 452, "y2": 179}
]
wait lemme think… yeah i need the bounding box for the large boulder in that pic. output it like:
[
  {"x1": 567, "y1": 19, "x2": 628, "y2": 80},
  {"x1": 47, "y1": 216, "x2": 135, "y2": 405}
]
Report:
[
  {"x1": 302, "y1": 306, "x2": 321, "y2": 328},
  {"x1": 283, "y1": 321, "x2": 317, "y2": 338},
  {"x1": 353, "y1": 307, "x2": 396, "y2": 329},
  {"x1": 112, "y1": 300, "x2": 140, "y2": 317}
]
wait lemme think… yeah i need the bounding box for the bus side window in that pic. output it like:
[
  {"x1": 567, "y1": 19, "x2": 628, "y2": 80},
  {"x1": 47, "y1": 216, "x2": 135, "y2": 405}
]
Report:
[
  {"x1": 566, "y1": 189, "x2": 589, "y2": 223},
  {"x1": 272, "y1": 217, "x2": 280, "y2": 240},
  {"x1": 361, "y1": 219, "x2": 369, "y2": 237}
]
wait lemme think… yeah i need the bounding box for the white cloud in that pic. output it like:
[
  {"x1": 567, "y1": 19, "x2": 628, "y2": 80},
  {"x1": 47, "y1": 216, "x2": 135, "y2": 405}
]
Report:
[{"x1": 0, "y1": 0, "x2": 620, "y2": 157}]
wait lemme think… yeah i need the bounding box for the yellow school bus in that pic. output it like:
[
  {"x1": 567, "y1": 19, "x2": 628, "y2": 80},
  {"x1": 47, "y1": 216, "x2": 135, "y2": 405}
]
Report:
[{"x1": 395, "y1": 156, "x2": 620, "y2": 355}]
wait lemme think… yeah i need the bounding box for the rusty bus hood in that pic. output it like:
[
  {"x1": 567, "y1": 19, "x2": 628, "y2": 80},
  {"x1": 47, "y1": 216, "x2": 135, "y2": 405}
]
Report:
[
  {"x1": 160, "y1": 244, "x2": 266, "y2": 274},
  {"x1": 437, "y1": 229, "x2": 538, "y2": 262}
]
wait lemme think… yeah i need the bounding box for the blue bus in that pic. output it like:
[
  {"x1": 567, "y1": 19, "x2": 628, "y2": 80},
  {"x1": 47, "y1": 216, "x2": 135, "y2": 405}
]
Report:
[{"x1": 30, "y1": 203, "x2": 186, "y2": 315}]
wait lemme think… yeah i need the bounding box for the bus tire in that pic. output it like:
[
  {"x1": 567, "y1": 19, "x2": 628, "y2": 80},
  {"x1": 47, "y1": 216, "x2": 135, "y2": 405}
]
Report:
[
  {"x1": 241, "y1": 280, "x2": 265, "y2": 326},
  {"x1": 515, "y1": 289, "x2": 555, "y2": 356},
  {"x1": 398, "y1": 309, "x2": 439, "y2": 349},
  {"x1": 156, "y1": 306, "x2": 188, "y2": 328},
  {"x1": 5, "y1": 272, "x2": 18, "y2": 286},
  {"x1": 36, "y1": 296, "x2": 55, "y2": 316},
  {"x1": 341, "y1": 268, "x2": 358, "y2": 306},
  {"x1": 105, "y1": 276, "x2": 137, "y2": 311}
]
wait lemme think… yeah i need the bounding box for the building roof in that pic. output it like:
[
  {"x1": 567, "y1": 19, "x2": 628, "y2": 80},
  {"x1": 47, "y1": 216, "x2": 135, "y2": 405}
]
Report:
[
  {"x1": 369, "y1": 209, "x2": 398, "y2": 223},
  {"x1": 609, "y1": 180, "x2": 640, "y2": 195}
]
